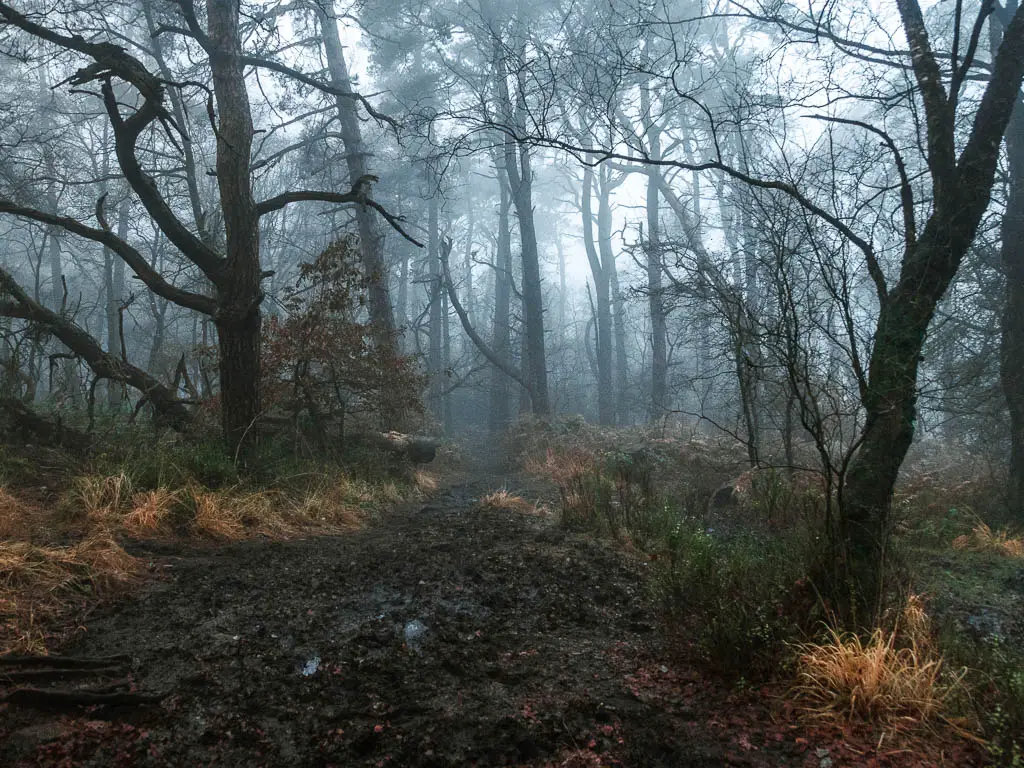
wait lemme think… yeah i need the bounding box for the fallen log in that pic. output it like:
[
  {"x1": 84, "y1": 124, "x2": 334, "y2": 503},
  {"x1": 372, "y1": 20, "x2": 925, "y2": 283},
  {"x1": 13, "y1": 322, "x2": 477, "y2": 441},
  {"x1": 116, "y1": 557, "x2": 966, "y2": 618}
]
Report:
[
  {"x1": 0, "y1": 267, "x2": 191, "y2": 430},
  {"x1": 364, "y1": 431, "x2": 441, "y2": 463},
  {"x1": 0, "y1": 398, "x2": 91, "y2": 451}
]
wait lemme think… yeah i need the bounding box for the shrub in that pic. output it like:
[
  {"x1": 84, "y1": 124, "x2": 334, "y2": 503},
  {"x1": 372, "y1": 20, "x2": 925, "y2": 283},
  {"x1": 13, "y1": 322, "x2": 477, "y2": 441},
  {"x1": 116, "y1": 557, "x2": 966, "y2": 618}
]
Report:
[
  {"x1": 653, "y1": 522, "x2": 817, "y2": 675},
  {"x1": 952, "y1": 522, "x2": 1024, "y2": 558},
  {"x1": 942, "y1": 629, "x2": 1024, "y2": 765}
]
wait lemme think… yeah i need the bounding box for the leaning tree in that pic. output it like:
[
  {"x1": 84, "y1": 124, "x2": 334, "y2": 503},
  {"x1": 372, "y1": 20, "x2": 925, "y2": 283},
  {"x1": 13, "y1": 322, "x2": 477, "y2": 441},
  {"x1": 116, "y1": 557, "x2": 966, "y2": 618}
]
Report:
[{"x1": 479, "y1": 0, "x2": 1024, "y2": 617}]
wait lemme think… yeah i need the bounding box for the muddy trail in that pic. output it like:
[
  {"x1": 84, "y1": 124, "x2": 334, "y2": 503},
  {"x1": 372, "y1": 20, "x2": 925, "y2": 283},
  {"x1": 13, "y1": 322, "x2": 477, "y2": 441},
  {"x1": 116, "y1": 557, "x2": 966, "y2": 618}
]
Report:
[{"x1": 1, "y1": 470, "x2": 936, "y2": 767}]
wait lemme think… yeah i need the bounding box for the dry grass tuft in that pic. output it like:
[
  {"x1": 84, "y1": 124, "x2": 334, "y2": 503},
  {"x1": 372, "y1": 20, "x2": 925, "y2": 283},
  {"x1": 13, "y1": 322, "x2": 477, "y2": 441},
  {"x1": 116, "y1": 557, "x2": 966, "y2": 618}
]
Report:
[
  {"x1": 793, "y1": 596, "x2": 958, "y2": 727},
  {"x1": 524, "y1": 448, "x2": 596, "y2": 485},
  {"x1": 122, "y1": 488, "x2": 179, "y2": 535},
  {"x1": 0, "y1": 486, "x2": 44, "y2": 539},
  {"x1": 72, "y1": 532, "x2": 144, "y2": 588},
  {"x1": 287, "y1": 484, "x2": 367, "y2": 532},
  {"x1": 63, "y1": 471, "x2": 135, "y2": 529},
  {"x1": 0, "y1": 535, "x2": 141, "y2": 654},
  {"x1": 476, "y1": 489, "x2": 543, "y2": 515},
  {"x1": 189, "y1": 488, "x2": 245, "y2": 539},
  {"x1": 952, "y1": 522, "x2": 1023, "y2": 557}
]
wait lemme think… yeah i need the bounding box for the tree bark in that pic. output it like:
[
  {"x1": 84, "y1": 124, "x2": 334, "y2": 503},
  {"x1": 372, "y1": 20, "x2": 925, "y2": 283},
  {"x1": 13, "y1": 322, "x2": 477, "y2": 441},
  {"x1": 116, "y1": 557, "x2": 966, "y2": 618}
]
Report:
[
  {"x1": 207, "y1": 0, "x2": 263, "y2": 454},
  {"x1": 1003, "y1": 110, "x2": 1024, "y2": 520},
  {"x1": 427, "y1": 177, "x2": 444, "y2": 419},
  {"x1": 495, "y1": 41, "x2": 549, "y2": 416},
  {"x1": 841, "y1": 0, "x2": 1024, "y2": 617},
  {"x1": 640, "y1": 83, "x2": 668, "y2": 422},
  {"x1": 317, "y1": 1, "x2": 396, "y2": 347},
  {"x1": 600, "y1": 168, "x2": 629, "y2": 425},
  {"x1": 994, "y1": 6, "x2": 1024, "y2": 521},
  {"x1": 104, "y1": 198, "x2": 128, "y2": 410},
  {"x1": 489, "y1": 161, "x2": 513, "y2": 432},
  {"x1": 582, "y1": 162, "x2": 614, "y2": 425}
]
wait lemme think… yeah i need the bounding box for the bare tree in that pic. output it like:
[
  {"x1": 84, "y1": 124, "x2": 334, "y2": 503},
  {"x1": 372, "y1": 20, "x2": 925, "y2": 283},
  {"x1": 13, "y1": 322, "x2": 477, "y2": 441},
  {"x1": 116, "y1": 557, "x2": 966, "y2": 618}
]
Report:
[{"x1": 0, "y1": 0, "x2": 417, "y2": 452}]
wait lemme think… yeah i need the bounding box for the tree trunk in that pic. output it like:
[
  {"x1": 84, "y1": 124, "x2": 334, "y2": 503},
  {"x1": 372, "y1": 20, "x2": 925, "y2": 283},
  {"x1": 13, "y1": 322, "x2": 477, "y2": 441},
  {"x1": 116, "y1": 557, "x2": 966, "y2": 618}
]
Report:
[
  {"x1": 102, "y1": 142, "x2": 126, "y2": 411},
  {"x1": 996, "y1": 23, "x2": 1024, "y2": 520},
  {"x1": 397, "y1": 247, "x2": 409, "y2": 339},
  {"x1": 427, "y1": 180, "x2": 443, "y2": 419},
  {"x1": 489, "y1": 161, "x2": 513, "y2": 432},
  {"x1": 582, "y1": 162, "x2": 614, "y2": 425},
  {"x1": 839, "y1": 0, "x2": 1024, "y2": 618},
  {"x1": 641, "y1": 84, "x2": 668, "y2": 422},
  {"x1": 207, "y1": 0, "x2": 263, "y2": 454},
  {"x1": 463, "y1": 197, "x2": 475, "y2": 328},
  {"x1": 843, "y1": 227, "x2": 1017, "y2": 616},
  {"x1": 442, "y1": 288, "x2": 452, "y2": 434},
  {"x1": 495, "y1": 42, "x2": 549, "y2": 416},
  {"x1": 317, "y1": 1, "x2": 395, "y2": 346},
  {"x1": 601, "y1": 169, "x2": 629, "y2": 425},
  {"x1": 1003, "y1": 111, "x2": 1024, "y2": 519}
]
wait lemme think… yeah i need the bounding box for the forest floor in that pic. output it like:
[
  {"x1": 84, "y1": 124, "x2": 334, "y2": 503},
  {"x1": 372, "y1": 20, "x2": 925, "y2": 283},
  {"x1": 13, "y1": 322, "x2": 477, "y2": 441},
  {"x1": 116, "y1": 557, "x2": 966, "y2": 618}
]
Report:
[{"x1": 0, "y1": 459, "x2": 988, "y2": 767}]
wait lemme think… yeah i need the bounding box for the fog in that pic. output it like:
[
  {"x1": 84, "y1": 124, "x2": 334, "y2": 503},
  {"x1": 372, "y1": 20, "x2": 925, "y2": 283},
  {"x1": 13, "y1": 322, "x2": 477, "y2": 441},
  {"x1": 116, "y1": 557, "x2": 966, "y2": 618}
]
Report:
[{"x1": 0, "y1": 0, "x2": 1020, "y2": 508}]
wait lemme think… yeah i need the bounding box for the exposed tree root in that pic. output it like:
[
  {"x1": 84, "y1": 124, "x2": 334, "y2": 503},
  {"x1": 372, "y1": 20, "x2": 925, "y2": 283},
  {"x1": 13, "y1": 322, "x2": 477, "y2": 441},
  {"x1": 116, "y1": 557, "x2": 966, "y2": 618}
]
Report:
[
  {"x1": 0, "y1": 654, "x2": 131, "y2": 668},
  {"x1": 1, "y1": 687, "x2": 164, "y2": 711}
]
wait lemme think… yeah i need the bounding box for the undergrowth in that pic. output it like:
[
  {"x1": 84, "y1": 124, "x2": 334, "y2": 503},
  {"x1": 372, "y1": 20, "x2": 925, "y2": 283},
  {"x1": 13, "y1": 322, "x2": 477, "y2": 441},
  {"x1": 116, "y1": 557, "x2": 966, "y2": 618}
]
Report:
[
  {"x1": 0, "y1": 426, "x2": 441, "y2": 655},
  {"x1": 517, "y1": 418, "x2": 817, "y2": 676},
  {"x1": 517, "y1": 417, "x2": 1024, "y2": 758}
]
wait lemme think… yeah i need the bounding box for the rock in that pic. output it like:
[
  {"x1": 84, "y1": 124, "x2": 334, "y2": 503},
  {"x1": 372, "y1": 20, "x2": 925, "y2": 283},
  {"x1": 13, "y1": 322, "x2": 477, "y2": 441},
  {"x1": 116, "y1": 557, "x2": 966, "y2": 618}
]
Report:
[
  {"x1": 301, "y1": 655, "x2": 321, "y2": 676},
  {"x1": 964, "y1": 608, "x2": 1005, "y2": 640},
  {"x1": 404, "y1": 619, "x2": 428, "y2": 654}
]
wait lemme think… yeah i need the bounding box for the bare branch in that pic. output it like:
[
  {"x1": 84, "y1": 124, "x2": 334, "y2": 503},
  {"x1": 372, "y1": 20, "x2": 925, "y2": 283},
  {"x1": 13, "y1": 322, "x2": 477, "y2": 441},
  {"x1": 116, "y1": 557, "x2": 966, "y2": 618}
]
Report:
[
  {"x1": 255, "y1": 179, "x2": 424, "y2": 247},
  {"x1": 439, "y1": 237, "x2": 530, "y2": 392},
  {"x1": 0, "y1": 198, "x2": 217, "y2": 316}
]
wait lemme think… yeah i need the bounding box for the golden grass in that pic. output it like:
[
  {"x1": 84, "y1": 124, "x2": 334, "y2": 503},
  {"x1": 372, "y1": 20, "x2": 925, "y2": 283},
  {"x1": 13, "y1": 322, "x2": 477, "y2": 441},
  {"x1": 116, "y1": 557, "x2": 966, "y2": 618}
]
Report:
[
  {"x1": 952, "y1": 522, "x2": 1023, "y2": 557},
  {"x1": 189, "y1": 488, "x2": 246, "y2": 539},
  {"x1": 0, "y1": 467, "x2": 423, "y2": 652},
  {"x1": 793, "y1": 596, "x2": 959, "y2": 727},
  {"x1": 123, "y1": 488, "x2": 179, "y2": 535},
  {"x1": 476, "y1": 489, "x2": 544, "y2": 515},
  {"x1": 67, "y1": 471, "x2": 135, "y2": 526},
  {"x1": 524, "y1": 448, "x2": 596, "y2": 485},
  {"x1": 0, "y1": 486, "x2": 43, "y2": 539},
  {"x1": 42, "y1": 469, "x2": 413, "y2": 542},
  {"x1": 0, "y1": 534, "x2": 141, "y2": 654},
  {"x1": 0, "y1": 454, "x2": 434, "y2": 657},
  {"x1": 286, "y1": 483, "x2": 367, "y2": 532}
]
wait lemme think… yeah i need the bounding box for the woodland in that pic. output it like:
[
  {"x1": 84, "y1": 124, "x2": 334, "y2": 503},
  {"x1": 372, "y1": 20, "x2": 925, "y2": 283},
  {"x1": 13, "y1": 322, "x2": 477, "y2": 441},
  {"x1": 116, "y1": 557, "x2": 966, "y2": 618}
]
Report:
[{"x1": 0, "y1": 0, "x2": 1023, "y2": 765}]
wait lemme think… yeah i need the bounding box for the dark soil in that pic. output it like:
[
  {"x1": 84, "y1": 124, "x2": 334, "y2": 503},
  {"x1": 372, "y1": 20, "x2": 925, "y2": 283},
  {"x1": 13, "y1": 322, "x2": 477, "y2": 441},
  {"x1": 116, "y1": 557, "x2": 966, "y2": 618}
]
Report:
[{"x1": 0, "y1": 473, "x2": 985, "y2": 767}]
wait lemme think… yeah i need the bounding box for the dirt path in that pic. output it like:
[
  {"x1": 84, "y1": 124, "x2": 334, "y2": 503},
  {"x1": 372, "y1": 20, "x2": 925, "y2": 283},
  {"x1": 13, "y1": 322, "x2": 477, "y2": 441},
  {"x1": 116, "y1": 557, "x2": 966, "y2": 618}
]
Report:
[{"x1": 2, "y1": 474, "x2": 896, "y2": 767}]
